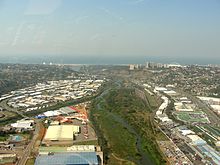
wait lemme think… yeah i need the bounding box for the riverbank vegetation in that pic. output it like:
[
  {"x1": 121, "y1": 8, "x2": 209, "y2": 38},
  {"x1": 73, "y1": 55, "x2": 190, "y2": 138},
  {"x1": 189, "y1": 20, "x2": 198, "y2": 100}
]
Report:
[{"x1": 90, "y1": 82, "x2": 166, "y2": 165}]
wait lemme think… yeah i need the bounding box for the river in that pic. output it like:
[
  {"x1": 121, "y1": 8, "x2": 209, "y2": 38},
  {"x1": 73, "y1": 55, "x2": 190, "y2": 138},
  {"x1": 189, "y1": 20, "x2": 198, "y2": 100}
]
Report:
[{"x1": 94, "y1": 80, "x2": 154, "y2": 165}]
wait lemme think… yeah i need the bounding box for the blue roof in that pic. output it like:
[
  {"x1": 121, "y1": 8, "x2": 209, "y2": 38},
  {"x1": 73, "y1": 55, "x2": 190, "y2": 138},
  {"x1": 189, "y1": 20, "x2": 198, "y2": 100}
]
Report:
[
  {"x1": 193, "y1": 139, "x2": 206, "y2": 146},
  {"x1": 34, "y1": 152, "x2": 99, "y2": 165},
  {"x1": 197, "y1": 145, "x2": 220, "y2": 165},
  {"x1": 11, "y1": 135, "x2": 22, "y2": 141}
]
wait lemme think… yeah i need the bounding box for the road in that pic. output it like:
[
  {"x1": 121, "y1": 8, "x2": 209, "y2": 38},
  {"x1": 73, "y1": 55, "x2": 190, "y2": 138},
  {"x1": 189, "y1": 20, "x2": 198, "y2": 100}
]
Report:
[
  {"x1": 17, "y1": 120, "x2": 41, "y2": 165},
  {"x1": 0, "y1": 99, "x2": 27, "y2": 118}
]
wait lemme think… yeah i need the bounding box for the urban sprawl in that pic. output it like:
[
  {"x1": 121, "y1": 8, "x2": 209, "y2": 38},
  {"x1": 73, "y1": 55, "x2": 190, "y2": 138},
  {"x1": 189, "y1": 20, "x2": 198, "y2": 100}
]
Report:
[{"x1": 0, "y1": 63, "x2": 220, "y2": 165}]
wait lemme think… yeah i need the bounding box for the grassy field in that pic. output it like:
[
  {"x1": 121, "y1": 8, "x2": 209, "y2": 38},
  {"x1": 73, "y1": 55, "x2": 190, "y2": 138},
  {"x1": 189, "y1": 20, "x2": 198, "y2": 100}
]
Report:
[
  {"x1": 0, "y1": 134, "x2": 8, "y2": 141},
  {"x1": 26, "y1": 158, "x2": 35, "y2": 165},
  {"x1": 144, "y1": 91, "x2": 159, "y2": 110},
  {"x1": 108, "y1": 153, "x2": 136, "y2": 165},
  {"x1": 92, "y1": 108, "x2": 138, "y2": 164},
  {"x1": 174, "y1": 111, "x2": 209, "y2": 123},
  {"x1": 90, "y1": 84, "x2": 166, "y2": 165}
]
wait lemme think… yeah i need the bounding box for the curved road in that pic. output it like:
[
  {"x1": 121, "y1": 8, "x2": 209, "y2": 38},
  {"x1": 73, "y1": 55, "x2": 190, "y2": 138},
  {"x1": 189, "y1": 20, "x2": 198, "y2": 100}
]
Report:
[{"x1": 0, "y1": 99, "x2": 26, "y2": 118}]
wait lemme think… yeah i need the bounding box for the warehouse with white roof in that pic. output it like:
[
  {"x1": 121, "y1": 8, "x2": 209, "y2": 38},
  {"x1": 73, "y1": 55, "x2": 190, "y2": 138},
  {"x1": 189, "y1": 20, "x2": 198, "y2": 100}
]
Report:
[{"x1": 43, "y1": 125, "x2": 80, "y2": 145}]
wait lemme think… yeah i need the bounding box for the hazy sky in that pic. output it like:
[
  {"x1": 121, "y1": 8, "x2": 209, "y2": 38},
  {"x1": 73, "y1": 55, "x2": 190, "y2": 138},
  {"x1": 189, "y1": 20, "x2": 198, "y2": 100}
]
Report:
[{"x1": 0, "y1": 0, "x2": 220, "y2": 64}]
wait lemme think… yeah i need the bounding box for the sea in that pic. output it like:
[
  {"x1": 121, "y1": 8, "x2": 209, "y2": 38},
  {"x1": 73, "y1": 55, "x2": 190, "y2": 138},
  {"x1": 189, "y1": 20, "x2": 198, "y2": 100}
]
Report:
[{"x1": 0, "y1": 55, "x2": 219, "y2": 66}]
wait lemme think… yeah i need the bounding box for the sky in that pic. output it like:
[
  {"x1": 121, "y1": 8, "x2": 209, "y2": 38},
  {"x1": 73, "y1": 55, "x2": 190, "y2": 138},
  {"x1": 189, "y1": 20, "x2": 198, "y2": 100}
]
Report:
[{"x1": 0, "y1": 0, "x2": 220, "y2": 64}]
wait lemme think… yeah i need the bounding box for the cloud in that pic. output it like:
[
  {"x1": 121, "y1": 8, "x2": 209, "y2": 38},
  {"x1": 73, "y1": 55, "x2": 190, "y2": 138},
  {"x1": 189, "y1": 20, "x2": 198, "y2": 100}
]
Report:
[{"x1": 11, "y1": 22, "x2": 25, "y2": 46}]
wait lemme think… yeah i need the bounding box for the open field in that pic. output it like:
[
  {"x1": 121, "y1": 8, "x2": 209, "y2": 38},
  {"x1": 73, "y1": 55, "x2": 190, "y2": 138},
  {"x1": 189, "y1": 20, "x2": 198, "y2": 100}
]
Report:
[
  {"x1": 144, "y1": 91, "x2": 159, "y2": 110},
  {"x1": 174, "y1": 111, "x2": 210, "y2": 123},
  {"x1": 92, "y1": 108, "x2": 138, "y2": 164},
  {"x1": 26, "y1": 158, "x2": 35, "y2": 165},
  {"x1": 108, "y1": 153, "x2": 136, "y2": 165}
]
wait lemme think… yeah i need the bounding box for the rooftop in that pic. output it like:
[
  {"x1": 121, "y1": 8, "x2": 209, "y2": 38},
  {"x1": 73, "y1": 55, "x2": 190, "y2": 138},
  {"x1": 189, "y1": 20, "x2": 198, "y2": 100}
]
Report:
[
  {"x1": 35, "y1": 152, "x2": 98, "y2": 165},
  {"x1": 44, "y1": 125, "x2": 80, "y2": 141}
]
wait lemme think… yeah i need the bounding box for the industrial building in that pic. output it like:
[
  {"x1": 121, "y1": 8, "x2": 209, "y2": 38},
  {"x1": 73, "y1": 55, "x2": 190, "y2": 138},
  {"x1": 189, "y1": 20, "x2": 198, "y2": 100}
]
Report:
[
  {"x1": 198, "y1": 97, "x2": 220, "y2": 115},
  {"x1": 155, "y1": 96, "x2": 172, "y2": 123},
  {"x1": 174, "y1": 102, "x2": 194, "y2": 112},
  {"x1": 67, "y1": 145, "x2": 95, "y2": 152},
  {"x1": 10, "y1": 119, "x2": 34, "y2": 129},
  {"x1": 34, "y1": 152, "x2": 99, "y2": 165},
  {"x1": 187, "y1": 135, "x2": 207, "y2": 146},
  {"x1": 39, "y1": 145, "x2": 96, "y2": 154},
  {"x1": 6, "y1": 79, "x2": 104, "y2": 111},
  {"x1": 43, "y1": 125, "x2": 80, "y2": 145},
  {"x1": 187, "y1": 134, "x2": 220, "y2": 165},
  {"x1": 42, "y1": 106, "x2": 78, "y2": 117},
  {"x1": 37, "y1": 145, "x2": 103, "y2": 165}
]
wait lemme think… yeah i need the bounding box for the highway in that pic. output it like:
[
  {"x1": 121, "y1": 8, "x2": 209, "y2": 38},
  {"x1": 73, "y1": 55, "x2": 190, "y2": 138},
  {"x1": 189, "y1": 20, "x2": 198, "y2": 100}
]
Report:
[
  {"x1": 0, "y1": 98, "x2": 27, "y2": 118},
  {"x1": 17, "y1": 120, "x2": 40, "y2": 165}
]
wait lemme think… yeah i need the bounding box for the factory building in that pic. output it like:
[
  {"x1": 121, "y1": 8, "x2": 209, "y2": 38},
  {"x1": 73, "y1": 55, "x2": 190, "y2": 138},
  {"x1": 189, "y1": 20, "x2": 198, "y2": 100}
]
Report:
[
  {"x1": 35, "y1": 152, "x2": 99, "y2": 165},
  {"x1": 187, "y1": 134, "x2": 220, "y2": 165},
  {"x1": 43, "y1": 125, "x2": 80, "y2": 145},
  {"x1": 11, "y1": 119, "x2": 34, "y2": 129}
]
